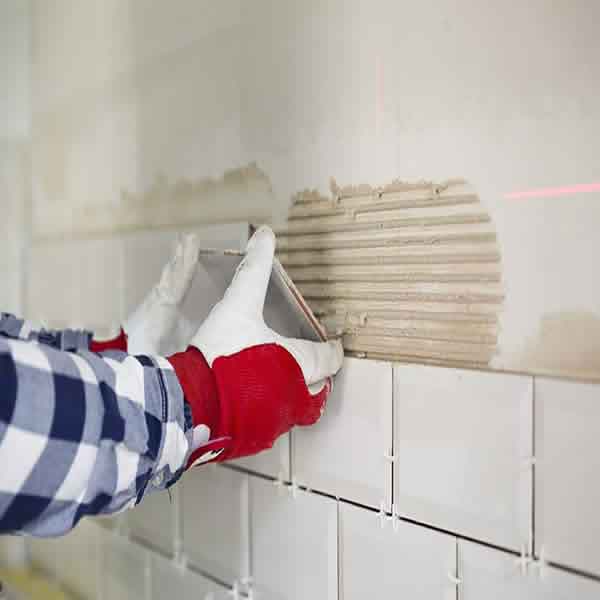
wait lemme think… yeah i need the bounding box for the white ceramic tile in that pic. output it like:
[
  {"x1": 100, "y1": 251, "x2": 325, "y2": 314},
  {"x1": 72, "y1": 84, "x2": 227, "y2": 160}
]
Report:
[
  {"x1": 54, "y1": 520, "x2": 100, "y2": 600},
  {"x1": 459, "y1": 539, "x2": 600, "y2": 599},
  {"x1": 75, "y1": 238, "x2": 124, "y2": 331},
  {"x1": 29, "y1": 520, "x2": 99, "y2": 597},
  {"x1": 28, "y1": 535, "x2": 62, "y2": 578},
  {"x1": 127, "y1": 489, "x2": 175, "y2": 556},
  {"x1": 250, "y1": 477, "x2": 338, "y2": 600},
  {"x1": 340, "y1": 502, "x2": 456, "y2": 600},
  {"x1": 535, "y1": 377, "x2": 600, "y2": 576},
  {"x1": 151, "y1": 553, "x2": 230, "y2": 600},
  {"x1": 181, "y1": 465, "x2": 249, "y2": 585},
  {"x1": 394, "y1": 364, "x2": 533, "y2": 551},
  {"x1": 95, "y1": 512, "x2": 125, "y2": 531},
  {"x1": 122, "y1": 230, "x2": 176, "y2": 318},
  {"x1": 28, "y1": 239, "x2": 123, "y2": 334},
  {"x1": 27, "y1": 243, "x2": 76, "y2": 327},
  {"x1": 230, "y1": 434, "x2": 290, "y2": 480},
  {"x1": 293, "y1": 358, "x2": 393, "y2": 510},
  {"x1": 0, "y1": 537, "x2": 26, "y2": 568},
  {"x1": 100, "y1": 531, "x2": 150, "y2": 600}
]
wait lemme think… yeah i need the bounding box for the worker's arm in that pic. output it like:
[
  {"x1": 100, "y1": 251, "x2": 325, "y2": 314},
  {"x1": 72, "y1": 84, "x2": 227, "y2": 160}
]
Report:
[
  {"x1": 0, "y1": 227, "x2": 343, "y2": 537},
  {"x1": 0, "y1": 336, "x2": 190, "y2": 537}
]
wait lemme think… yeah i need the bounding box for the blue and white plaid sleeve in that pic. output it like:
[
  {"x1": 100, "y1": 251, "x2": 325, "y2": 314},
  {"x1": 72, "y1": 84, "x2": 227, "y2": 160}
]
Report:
[
  {"x1": 0, "y1": 312, "x2": 94, "y2": 352},
  {"x1": 0, "y1": 328, "x2": 192, "y2": 537}
]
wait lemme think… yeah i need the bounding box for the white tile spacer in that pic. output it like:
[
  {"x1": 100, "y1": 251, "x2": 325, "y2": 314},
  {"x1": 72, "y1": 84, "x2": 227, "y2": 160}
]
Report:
[
  {"x1": 515, "y1": 544, "x2": 532, "y2": 575},
  {"x1": 530, "y1": 547, "x2": 547, "y2": 580},
  {"x1": 173, "y1": 551, "x2": 188, "y2": 574},
  {"x1": 378, "y1": 501, "x2": 387, "y2": 529},
  {"x1": 390, "y1": 503, "x2": 399, "y2": 532},
  {"x1": 521, "y1": 456, "x2": 536, "y2": 471},
  {"x1": 273, "y1": 474, "x2": 286, "y2": 496},
  {"x1": 447, "y1": 571, "x2": 462, "y2": 586},
  {"x1": 383, "y1": 451, "x2": 396, "y2": 463},
  {"x1": 288, "y1": 477, "x2": 299, "y2": 499},
  {"x1": 238, "y1": 576, "x2": 253, "y2": 596}
]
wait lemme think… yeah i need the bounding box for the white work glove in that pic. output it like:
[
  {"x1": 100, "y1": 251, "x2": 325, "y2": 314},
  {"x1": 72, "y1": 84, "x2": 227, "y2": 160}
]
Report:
[
  {"x1": 192, "y1": 226, "x2": 343, "y2": 389},
  {"x1": 123, "y1": 234, "x2": 200, "y2": 356}
]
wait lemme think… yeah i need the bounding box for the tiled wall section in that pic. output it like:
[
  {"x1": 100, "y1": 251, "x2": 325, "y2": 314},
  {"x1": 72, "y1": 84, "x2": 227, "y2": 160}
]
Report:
[
  {"x1": 23, "y1": 365, "x2": 600, "y2": 599},
  {"x1": 17, "y1": 230, "x2": 600, "y2": 599}
]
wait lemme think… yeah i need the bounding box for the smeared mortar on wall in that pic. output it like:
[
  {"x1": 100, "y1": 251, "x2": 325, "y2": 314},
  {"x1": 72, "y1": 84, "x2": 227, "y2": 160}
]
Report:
[
  {"x1": 34, "y1": 163, "x2": 275, "y2": 240},
  {"x1": 516, "y1": 311, "x2": 600, "y2": 381},
  {"x1": 276, "y1": 178, "x2": 504, "y2": 368}
]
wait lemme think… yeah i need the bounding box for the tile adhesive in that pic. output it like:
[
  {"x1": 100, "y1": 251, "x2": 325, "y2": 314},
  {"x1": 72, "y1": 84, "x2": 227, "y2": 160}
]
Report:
[{"x1": 276, "y1": 178, "x2": 503, "y2": 368}]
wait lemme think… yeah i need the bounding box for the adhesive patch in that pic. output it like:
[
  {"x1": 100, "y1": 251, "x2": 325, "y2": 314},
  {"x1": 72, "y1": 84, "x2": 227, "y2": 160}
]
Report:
[{"x1": 276, "y1": 178, "x2": 503, "y2": 368}]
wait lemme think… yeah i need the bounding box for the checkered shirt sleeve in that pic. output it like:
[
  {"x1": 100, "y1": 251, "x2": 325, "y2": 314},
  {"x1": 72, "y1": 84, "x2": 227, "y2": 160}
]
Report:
[
  {"x1": 0, "y1": 313, "x2": 93, "y2": 351},
  {"x1": 0, "y1": 318, "x2": 192, "y2": 537}
]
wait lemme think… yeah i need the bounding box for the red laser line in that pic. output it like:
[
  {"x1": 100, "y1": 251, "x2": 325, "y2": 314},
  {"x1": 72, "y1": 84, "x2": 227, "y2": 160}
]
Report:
[{"x1": 505, "y1": 183, "x2": 600, "y2": 199}]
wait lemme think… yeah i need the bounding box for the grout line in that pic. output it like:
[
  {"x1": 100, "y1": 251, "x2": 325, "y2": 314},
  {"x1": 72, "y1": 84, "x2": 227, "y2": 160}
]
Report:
[
  {"x1": 128, "y1": 533, "x2": 174, "y2": 562},
  {"x1": 31, "y1": 219, "x2": 257, "y2": 245},
  {"x1": 222, "y1": 463, "x2": 283, "y2": 483},
  {"x1": 223, "y1": 462, "x2": 595, "y2": 586},
  {"x1": 248, "y1": 472, "x2": 254, "y2": 587},
  {"x1": 390, "y1": 365, "x2": 395, "y2": 512},
  {"x1": 108, "y1": 464, "x2": 600, "y2": 592},
  {"x1": 531, "y1": 376, "x2": 536, "y2": 558},
  {"x1": 545, "y1": 560, "x2": 600, "y2": 584},
  {"x1": 181, "y1": 560, "x2": 235, "y2": 590},
  {"x1": 337, "y1": 501, "x2": 341, "y2": 600},
  {"x1": 280, "y1": 485, "x2": 524, "y2": 558},
  {"x1": 289, "y1": 430, "x2": 294, "y2": 482},
  {"x1": 124, "y1": 531, "x2": 235, "y2": 591},
  {"x1": 455, "y1": 538, "x2": 459, "y2": 600}
]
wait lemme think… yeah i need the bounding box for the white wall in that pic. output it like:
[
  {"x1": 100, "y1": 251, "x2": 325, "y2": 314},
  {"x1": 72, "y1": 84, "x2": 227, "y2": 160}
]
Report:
[
  {"x1": 30, "y1": 0, "x2": 274, "y2": 239},
  {"x1": 0, "y1": 0, "x2": 30, "y2": 315},
  {"x1": 28, "y1": 0, "x2": 600, "y2": 379}
]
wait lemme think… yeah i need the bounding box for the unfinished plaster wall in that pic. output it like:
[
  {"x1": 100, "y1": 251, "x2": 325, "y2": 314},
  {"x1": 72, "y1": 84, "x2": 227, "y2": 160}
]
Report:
[
  {"x1": 30, "y1": 0, "x2": 600, "y2": 378},
  {"x1": 30, "y1": 0, "x2": 276, "y2": 240},
  {"x1": 238, "y1": 0, "x2": 600, "y2": 379},
  {"x1": 0, "y1": 0, "x2": 30, "y2": 315}
]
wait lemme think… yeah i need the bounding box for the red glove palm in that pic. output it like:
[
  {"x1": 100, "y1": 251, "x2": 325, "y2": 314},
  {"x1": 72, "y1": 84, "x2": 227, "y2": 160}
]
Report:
[{"x1": 168, "y1": 226, "x2": 343, "y2": 466}]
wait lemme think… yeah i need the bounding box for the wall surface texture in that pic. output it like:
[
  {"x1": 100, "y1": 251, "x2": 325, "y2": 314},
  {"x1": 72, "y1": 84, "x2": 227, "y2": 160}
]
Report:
[
  {"x1": 0, "y1": 0, "x2": 30, "y2": 315},
  {"x1": 2, "y1": 1, "x2": 600, "y2": 599},
  {"x1": 28, "y1": 0, "x2": 600, "y2": 380}
]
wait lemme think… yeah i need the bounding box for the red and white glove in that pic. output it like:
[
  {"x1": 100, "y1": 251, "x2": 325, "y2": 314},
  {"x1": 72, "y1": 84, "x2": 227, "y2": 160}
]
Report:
[
  {"x1": 168, "y1": 226, "x2": 344, "y2": 467},
  {"x1": 90, "y1": 234, "x2": 200, "y2": 355}
]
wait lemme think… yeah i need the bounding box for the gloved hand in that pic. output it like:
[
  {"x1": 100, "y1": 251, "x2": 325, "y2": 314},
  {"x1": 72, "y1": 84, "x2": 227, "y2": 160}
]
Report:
[
  {"x1": 168, "y1": 226, "x2": 344, "y2": 467},
  {"x1": 90, "y1": 234, "x2": 200, "y2": 355}
]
